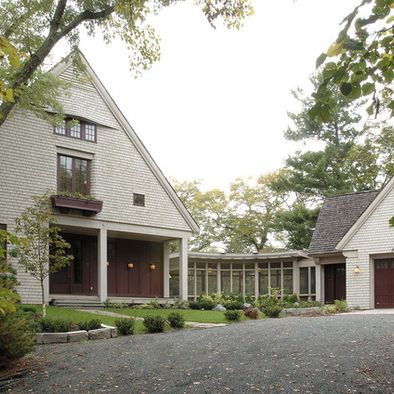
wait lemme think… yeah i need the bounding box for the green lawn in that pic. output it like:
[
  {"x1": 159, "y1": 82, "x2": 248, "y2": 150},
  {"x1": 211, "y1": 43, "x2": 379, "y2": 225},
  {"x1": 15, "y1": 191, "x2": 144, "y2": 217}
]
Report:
[
  {"x1": 105, "y1": 307, "x2": 241, "y2": 324},
  {"x1": 24, "y1": 305, "x2": 146, "y2": 334}
]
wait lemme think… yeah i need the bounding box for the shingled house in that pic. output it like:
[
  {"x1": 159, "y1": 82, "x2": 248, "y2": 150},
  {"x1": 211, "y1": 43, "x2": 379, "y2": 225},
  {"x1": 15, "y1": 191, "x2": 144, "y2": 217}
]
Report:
[
  {"x1": 170, "y1": 178, "x2": 394, "y2": 310},
  {"x1": 309, "y1": 178, "x2": 394, "y2": 309},
  {"x1": 0, "y1": 52, "x2": 198, "y2": 306}
]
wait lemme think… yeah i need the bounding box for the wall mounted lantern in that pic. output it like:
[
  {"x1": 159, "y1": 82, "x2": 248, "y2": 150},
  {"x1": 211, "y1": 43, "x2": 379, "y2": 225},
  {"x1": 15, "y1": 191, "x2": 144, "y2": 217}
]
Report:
[
  {"x1": 354, "y1": 265, "x2": 361, "y2": 274},
  {"x1": 150, "y1": 264, "x2": 156, "y2": 270},
  {"x1": 127, "y1": 263, "x2": 134, "y2": 269}
]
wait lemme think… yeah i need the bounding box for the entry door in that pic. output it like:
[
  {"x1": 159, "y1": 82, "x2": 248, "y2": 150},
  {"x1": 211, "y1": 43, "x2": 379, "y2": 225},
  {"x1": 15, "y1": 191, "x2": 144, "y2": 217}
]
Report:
[
  {"x1": 49, "y1": 234, "x2": 98, "y2": 295},
  {"x1": 324, "y1": 264, "x2": 346, "y2": 304},
  {"x1": 375, "y1": 259, "x2": 394, "y2": 308}
]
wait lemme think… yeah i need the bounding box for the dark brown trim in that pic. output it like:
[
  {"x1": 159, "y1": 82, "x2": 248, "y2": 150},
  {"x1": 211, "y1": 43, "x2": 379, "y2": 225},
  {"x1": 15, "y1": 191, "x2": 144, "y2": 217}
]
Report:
[
  {"x1": 133, "y1": 193, "x2": 145, "y2": 207},
  {"x1": 54, "y1": 118, "x2": 97, "y2": 143},
  {"x1": 57, "y1": 154, "x2": 91, "y2": 195},
  {"x1": 51, "y1": 195, "x2": 103, "y2": 215}
]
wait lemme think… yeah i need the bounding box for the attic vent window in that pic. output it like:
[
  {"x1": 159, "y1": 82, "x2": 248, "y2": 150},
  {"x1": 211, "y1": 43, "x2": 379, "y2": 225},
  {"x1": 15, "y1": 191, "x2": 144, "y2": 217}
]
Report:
[
  {"x1": 54, "y1": 118, "x2": 97, "y2": 142},
  {"x1": 133, "y1": 193, "x2": 145, "y2": 207}
]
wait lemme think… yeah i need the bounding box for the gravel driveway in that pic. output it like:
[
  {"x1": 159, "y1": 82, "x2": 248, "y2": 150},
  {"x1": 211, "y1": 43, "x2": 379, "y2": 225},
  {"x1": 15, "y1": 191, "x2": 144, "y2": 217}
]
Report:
[{"x1": 6, "y1": 314, "x2": 394, "y2": 393}]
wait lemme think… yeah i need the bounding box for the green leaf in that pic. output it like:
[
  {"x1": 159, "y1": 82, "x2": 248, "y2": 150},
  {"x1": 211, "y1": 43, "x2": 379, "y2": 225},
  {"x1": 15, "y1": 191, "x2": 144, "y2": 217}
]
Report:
[
  {"x1": 5, "y1": 88, "x2": 14, "y2": 102},
  {"x1": 362, "y1": 82, "x2": 375, "y2": 95},
  {"x1": 390, "y1": 216, "x2": 394, "y2": 227},
  {"x1": 340, "y1": 82, "x2": 353, "y2": 96},
  {"x1": 322, "y1": 62, "x2": 338, "y2": 79},
  {"x1": 316, "y1": 53, "x2": 327, "y2": 69},
  {"x1": 327, "y1": 42, "x2": 343, "y2": 57}
]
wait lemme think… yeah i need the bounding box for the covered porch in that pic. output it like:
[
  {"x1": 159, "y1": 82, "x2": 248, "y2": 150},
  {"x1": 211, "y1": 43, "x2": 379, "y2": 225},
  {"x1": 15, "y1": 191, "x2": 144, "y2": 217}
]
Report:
[{"x1": 47, "y1": 216, "x2": 191, "y2": 306}]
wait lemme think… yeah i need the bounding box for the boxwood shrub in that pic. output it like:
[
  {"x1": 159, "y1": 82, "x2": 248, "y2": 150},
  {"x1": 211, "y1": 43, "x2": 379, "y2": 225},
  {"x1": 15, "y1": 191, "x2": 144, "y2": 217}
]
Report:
[
  {"x1": 262, "y1": 304, "x2": 282, "y2": 318},
  {"x1": 143, "y1": 315, "x2": 166, "y2": 333},
  {"x1": 167, "y1": 312, "x2": 185, "y2": 329},
  {"x1": 78, "y1": 319, "x2": 102, "y2": 331},
  {"x1": 115, "y1": 318, "x2": 135, "y2": 335},
  {"x1": 224, "y1": 310, "x2": 242, "y2": 322},
  {"x1": 40, "y1": 317, "x2": 72, "y2": 333}
]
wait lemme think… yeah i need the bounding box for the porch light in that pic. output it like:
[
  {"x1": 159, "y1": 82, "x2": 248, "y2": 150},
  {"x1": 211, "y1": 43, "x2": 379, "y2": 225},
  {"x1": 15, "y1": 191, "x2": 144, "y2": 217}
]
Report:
[
  {"x1": 354, "y1": 265, "x2": 361, "y2": 274},
  {"x1": 150, "y1": 264, "x2": 156, "y2": 270},
  {"x1": 127, "y1": 263, "x2": 134, "y2": 269},
  {"x1": 107, "y1": 261, "x2": 110, "y2": 266}
]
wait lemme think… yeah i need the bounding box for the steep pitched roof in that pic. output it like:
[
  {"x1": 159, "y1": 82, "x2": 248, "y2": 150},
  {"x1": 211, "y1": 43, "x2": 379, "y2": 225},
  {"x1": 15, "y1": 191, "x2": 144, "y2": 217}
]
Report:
[
  {"x1": 308, "y1": 190, "x2": 380, "y2": 255},
  {"x1": 50, "y1": 50, "x2": 199, "y2": 234}
]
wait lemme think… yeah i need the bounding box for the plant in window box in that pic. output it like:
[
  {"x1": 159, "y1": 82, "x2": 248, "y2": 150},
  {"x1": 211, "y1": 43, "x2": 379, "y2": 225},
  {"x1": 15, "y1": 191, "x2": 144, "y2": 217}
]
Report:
[{"x1": 51, "y1": 192, "x2": 103, "y2": 216}]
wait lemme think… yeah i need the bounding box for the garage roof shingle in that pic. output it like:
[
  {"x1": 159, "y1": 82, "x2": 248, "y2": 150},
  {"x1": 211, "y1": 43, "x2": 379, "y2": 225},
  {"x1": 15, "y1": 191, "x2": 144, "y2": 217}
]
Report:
[{"x1": 308, "y1": 190, "x2": 380, "y2": 255}]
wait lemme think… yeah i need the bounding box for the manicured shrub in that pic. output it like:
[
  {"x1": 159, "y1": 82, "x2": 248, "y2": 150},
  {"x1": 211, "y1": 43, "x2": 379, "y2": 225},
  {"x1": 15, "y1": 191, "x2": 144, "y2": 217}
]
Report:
[
  {"x1": 78, "y1": 319, "x2": 102, "y2": 331},
  {"x1": 334, "y1": 299, "x2": 348, "y2": 312},
  {"x1": 40, "y1": 317, "x2": 72, "y2": 333},
  {"x1": 197, "y1": 295, "x2": 216, "y2": 310},
  {"x1": 224, "y1": 310, "x2": 242, "y2": 322},
  {"x1": 188, "y1": 301, "x2": 201, "y2": 310},
  {"x1": 244, "y1": 307, "x2": 260, "y2": 319},
  {"x1": 262, "y1": 304, "x2": 282, "y2": 318},
  {"x1": 222, "y1": 299, "x2": 244, "y2": 310},
  {"x1": 143, "y1": 315, "x2": 166, "y2": 333},
  {"x1": 115, "y1": 318, "x2": 135, "y2": 335},
  {"x1": 167, "y1": 312, "x2": 185, "y2": 329},
  {"x1": 0, "y1": 311, "x2": 36, "y2": 368}
]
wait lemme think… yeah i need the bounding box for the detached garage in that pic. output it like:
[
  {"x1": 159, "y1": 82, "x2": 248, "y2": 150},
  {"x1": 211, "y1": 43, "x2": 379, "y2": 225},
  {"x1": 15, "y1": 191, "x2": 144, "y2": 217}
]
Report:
[{"x1": 310, "y1": 177, "x2": 394, "y2": 310}]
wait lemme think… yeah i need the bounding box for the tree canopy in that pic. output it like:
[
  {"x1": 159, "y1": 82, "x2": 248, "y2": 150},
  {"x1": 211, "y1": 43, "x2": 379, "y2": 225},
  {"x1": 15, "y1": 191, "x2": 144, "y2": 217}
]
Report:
[
  {"x1": 310, "y1": 0, "x2": 394, "y2": 122},
  {"x1": 0, "y1": 0, "x2": 253, "y2": 126}
]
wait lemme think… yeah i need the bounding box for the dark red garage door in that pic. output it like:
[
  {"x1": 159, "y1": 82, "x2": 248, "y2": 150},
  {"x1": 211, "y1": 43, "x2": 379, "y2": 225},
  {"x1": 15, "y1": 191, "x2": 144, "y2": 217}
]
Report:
[{"x1": 375, "y1": 258, "x2": 394, "y2": 308}]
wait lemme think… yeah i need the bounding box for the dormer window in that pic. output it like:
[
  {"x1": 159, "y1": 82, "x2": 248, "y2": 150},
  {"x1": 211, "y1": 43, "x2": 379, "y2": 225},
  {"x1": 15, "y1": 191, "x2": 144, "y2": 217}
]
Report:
[{"x1": 54, "y1": 118, "x2": 96, "y2": 142}]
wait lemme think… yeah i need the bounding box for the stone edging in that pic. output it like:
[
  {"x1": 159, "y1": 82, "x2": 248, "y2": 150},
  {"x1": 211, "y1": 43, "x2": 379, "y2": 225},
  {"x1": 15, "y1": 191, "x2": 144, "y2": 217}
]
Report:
[
  {"x1": 35, "y1": 325, "x2": 117, "y2": 345},
  {"x1": 281, "y1": 307, "x2": 323, "y2": 316}
]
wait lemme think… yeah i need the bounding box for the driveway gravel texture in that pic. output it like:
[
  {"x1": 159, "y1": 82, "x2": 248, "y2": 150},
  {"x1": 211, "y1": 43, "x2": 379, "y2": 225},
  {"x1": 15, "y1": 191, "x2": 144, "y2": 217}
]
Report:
[{"x1": 5, "y1": 314, "x2": 394, "y2": 393}]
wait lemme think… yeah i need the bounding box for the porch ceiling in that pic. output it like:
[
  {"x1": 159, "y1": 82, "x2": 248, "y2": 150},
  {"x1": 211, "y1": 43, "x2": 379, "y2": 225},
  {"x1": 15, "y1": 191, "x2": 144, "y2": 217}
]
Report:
[{"x1": 107, "y1": 230, "x2": 173, "y2": 243}]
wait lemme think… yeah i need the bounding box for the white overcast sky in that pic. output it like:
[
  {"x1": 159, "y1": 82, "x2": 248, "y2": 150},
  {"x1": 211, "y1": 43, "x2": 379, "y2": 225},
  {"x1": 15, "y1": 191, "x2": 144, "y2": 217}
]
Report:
[{"x1": 54, "y1": 0, "x2": 360, "y2": 190}]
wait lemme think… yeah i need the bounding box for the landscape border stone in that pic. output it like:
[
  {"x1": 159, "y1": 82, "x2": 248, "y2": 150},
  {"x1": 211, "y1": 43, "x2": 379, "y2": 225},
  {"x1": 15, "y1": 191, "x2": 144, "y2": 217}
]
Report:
[{"x1": 35, "y1": 326, "x2": 116, "y2": 345}]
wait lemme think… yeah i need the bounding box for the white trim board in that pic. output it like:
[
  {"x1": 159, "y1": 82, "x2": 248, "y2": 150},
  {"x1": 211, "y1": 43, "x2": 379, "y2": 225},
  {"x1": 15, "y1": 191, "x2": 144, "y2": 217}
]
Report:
[{"x1": 336, "y1": 177, "x2": 394, "y2": 250}]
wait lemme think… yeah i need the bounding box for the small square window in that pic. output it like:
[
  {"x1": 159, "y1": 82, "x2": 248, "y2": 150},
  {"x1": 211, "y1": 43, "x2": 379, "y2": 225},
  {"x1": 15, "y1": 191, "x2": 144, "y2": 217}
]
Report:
[
  {"x1": 54, "y1": 120, "x2": 66, "y2": 135},
  {"x1": 85, "y1": 123, "x2": 96, "y2": 142},
  {"x1": 133, "y1": 193, "x2": 145, "y2": 207}
]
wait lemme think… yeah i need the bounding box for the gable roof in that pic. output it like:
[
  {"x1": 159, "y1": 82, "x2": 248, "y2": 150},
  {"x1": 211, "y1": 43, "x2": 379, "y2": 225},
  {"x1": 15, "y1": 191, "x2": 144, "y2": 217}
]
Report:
[
  {"x1": 336, "y1": 177, "x2": 394, "y2": 250},
  {"x1": 308, "y1": 190, "x2": 380, "y2": 255},
  {"x1": 51, "y1": 50, "x2": 199, "y2": 234}
]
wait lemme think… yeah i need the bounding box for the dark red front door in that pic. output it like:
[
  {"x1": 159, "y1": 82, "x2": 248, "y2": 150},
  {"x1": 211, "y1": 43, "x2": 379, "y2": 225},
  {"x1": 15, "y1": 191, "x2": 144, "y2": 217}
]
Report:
[
  {"x1": 324, "y1": 264, "x2": 346, "y2": 304},
  {"x1": 50, "y1": 234, "x2": 98, "y2": 295},
  {"x1": 375, "y1": 259, "x2": 394, "y2": 308}
]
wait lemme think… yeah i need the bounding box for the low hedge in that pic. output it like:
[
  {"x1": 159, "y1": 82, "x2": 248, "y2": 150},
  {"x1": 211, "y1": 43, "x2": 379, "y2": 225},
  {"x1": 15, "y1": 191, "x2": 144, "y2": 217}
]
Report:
[
  {"x1": 167, "y1": 312, "x2": 185, "y2": 329},
  {"x1": 115, "y1": 318, "x2": 135, "y2": 335},
  {"x1": 143, "y1": 315, "x2": 166, "y2": 333}
]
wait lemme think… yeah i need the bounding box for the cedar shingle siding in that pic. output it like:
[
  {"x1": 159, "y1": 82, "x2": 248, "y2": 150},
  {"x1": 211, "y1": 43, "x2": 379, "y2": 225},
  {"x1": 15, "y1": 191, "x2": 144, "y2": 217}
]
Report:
[{"x1": 308, "y1": 191, "x2": 380, "y2": 255}]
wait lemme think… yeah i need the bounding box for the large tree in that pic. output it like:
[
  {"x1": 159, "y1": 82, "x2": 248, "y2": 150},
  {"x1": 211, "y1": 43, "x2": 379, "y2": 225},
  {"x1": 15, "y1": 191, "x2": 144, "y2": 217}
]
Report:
[
  {"x1": 0, "y1": 0, "x2": 253, "y2": 126},
  {"x1": 272, "y1": 74, "x2": 392, "y2": 203},
  {"x1": 174, "y1": 174, "x2": 287, "y2": 253},
  {"x1": 310, "y1": 0, "x2": 394, "y2": 122}
]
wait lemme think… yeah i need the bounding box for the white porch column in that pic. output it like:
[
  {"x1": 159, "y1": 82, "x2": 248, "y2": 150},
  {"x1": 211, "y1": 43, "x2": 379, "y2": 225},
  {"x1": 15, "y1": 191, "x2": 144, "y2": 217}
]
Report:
[
  {"x1": 163, "y1": 241, "x2": 170, "y2": 298},
  {"x1": 254, "y1": 262, "x2": 259, "y2": 299},
  {"x1": 315, "y1": 263, "x2": 322, "y2": 303},
  {"x1": 293, "y1": 259, "x2": 300, "y2": 295},
  {"x1": 179, "y1": 238, "x2": 188, "y2": 301},
  {"x1": 98, "y1": 226, "x2": 107, "y2": 302}
]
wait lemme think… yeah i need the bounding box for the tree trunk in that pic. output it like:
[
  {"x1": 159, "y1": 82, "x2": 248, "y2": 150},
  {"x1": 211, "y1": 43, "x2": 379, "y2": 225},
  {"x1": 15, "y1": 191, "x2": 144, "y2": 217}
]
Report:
[{"x1": 41, "y1": 279, "x2": 46, "y2": 317}]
